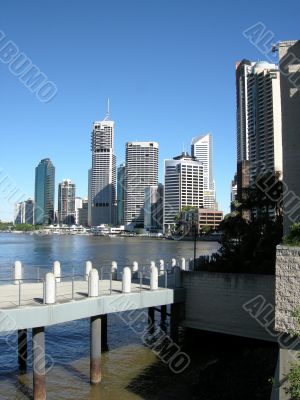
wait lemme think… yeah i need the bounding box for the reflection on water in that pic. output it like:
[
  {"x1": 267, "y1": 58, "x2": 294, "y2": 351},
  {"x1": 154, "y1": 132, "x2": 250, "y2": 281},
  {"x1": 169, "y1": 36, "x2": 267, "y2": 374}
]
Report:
[{"x1": 0, "y1": 234, "x2": 220, "y2": 399}]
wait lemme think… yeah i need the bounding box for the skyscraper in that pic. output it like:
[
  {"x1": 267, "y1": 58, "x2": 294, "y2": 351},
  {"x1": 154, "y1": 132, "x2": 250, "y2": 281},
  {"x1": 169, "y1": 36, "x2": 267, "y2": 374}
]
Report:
[
  {"x1": 191, "y1": 133, "x2": 216, "y2": 209},
  {"x1": 34, "y1": 158, "x2": 55, "y2": 225},
  {"x1": 236, "y1": 60, "x2": 256, "y2": 163},
  {"x1": 163, "y1": 152, "x2": 204, "y2": 233},
  {"x1": 117, "y1": 163, "x2": 125, "y2": 225},
  {"x1": 144, "y1": 184, "x2": 163, "y2": 232},
  {"x1": 247, "y1": 61, "x2": 282, "y2": 184},
  {"x1": 90, "y1": 106, "x2": 116, "y2": 226},
  {"x1": 58, "y1": 179, "x2": 76, "y2": 224},
  {"x1": 124, "y1": 142, "x2": 158, "y2": 228}
]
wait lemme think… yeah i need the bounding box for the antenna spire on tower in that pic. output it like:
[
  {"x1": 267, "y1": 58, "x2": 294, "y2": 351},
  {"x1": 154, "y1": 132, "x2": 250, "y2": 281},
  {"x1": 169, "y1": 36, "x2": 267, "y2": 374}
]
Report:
[{"x1": 104, "y1": 98, "x2": 110, "y2": 120}]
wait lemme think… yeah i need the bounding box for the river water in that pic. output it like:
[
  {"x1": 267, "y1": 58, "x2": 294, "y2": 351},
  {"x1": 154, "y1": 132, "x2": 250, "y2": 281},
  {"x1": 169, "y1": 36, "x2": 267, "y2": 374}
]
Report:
[{"x1": 0, "y1": 233, "x2": 219, "y2": 400}]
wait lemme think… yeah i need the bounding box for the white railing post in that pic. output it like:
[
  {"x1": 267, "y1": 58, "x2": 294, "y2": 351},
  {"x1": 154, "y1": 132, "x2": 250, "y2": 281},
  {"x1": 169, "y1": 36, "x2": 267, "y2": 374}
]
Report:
[
  {"x1": 45, "y1": 272, "x2": 56, "y2": 304},
  {"x1": 150, "y1": 265, "x2": 158, "y2": 290},
  {"x1": 14, "y1": 261, "x2": 22, "y2": 285},
  {"x1": 88, "y1": 268, "x2": 99, "y2": 297},
  {"x1": 53, "y1": 261, "x2": 61, "y2": 283},
  {"x1": 85, "y1": 261, "x2": 92, "y2": 281},
  {"x1": 171, "y1": 258, "x2": 177, "y2": 268},
  {"x1": 122, "y1": 267, "x2": 131, "y2": 293},
  {"x1": 159, "y1": 259, "x2": 165, "y2": 275},
  {"x1": 133, "y1": 261, "x2": 138, "y2": 272},
  {"x1": 181, "y1": 257, "x2": 186, "y2": 271},
  {"x1": 111, "y1": 261, "x2": 117, "y2": 280}
]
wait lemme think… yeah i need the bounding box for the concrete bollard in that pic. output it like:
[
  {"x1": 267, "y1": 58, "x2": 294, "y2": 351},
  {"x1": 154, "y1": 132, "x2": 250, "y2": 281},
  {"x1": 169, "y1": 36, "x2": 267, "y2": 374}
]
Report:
[
  {"x1": 133, "y1": 261, "x2": 138, "y2": 272},
  {"x1": 45, "y1": 273, "x2": 56, "y2": 304},
  {"x1": 159, "y1": 259, "x2": 165, "y2": 275},
  {"x1": 88, "y1": 269, "x2": 99, "y2": 297},
  {"x1": 181, "y1": 257, "x2": 186, "y2": 271},
  {"x1": 85, "y1": 261, "x2": 92, "y2": 281},
  {"x1": 122, "y1": 267, "x2": 131, "y2": 293},
  {"x1": 53, "y1": 261, "x2": 61, "y2": 283},
  {"x1": 14, "y1": 260, "x2": 22, "y2": 284},
  {"x1": 150, "y1": 261, "x2": 156, "y2": 269},
  {"x1": 150, "y1": 265, "x2": 158, "y2": 290},
  {"x1": 174, "y1": 266, "x2": 182, "y2": 288},
  {"x1": 171, "y1": 258, "x2": 177, "y2": 268}
]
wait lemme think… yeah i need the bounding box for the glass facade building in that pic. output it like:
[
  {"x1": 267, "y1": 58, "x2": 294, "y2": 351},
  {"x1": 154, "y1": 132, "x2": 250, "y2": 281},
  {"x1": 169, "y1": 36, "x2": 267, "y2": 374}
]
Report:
[{"x1": 34, "y1": 158, "x2": 55, "y2": 225}]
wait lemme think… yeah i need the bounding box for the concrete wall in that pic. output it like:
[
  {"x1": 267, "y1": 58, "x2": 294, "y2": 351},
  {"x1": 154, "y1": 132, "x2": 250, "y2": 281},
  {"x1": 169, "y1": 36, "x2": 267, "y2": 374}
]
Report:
[
  {"x1": 182, "y1": 270, "x2": 276, "y2": 341},
  {"x1": 278, "y1": 40, "x2": 300, "y2": 234},
  {"x1": 275, "y1": 245, "x2": 300, "y2": 334}
]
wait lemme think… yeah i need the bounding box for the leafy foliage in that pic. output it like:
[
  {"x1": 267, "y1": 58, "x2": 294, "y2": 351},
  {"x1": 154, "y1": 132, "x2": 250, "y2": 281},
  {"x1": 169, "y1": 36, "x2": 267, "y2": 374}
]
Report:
[
  {"x1": 283, "y1": 223, "x2": 300, "y2": 247},
  {"x1": 196, "y1": 213, "x2": 282, "y2": 274}
]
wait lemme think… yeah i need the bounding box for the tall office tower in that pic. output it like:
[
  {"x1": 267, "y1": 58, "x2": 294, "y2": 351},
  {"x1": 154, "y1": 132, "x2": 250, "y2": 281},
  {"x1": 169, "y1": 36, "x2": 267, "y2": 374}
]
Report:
[
  {"x1": 124, "y1": 142, "x2": 158, "y2": 229},
  {"x1": 191, "y1": 133, "x2": 216, "y2": 209},
  {"x1": 163, "y1": 152, "x2": 204, "y2": 233},
  {"x1": 34, "y1": 158, "x2": 55, "y2": 225},
  {"x1": 58, "y1": 179, "x2": 76, "y2": 224},
  {"x1": 90, "y1": 107, "x2": 116, "y2": 226},
  {"x1": 278, "y1": 40, "x2": 300, "y2": 233},
  {"x1": 144, "y1": 184, "x2": 163, "y2": 231},
  {"x1": 247, "y1": 61, "x2": 282, "y2": 183},
  {"x1": 236, "y1": 60, "x2": 256, "y2": 163},
  {"x1": 117, "y1": 163, "x2": 126, "y2": 225}
]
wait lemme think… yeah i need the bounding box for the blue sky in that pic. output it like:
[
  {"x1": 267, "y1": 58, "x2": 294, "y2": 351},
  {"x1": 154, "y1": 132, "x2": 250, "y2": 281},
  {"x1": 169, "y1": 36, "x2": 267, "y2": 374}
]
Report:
[{"x1": 0, "y1": 0, "x2": 299, "y2": 221}]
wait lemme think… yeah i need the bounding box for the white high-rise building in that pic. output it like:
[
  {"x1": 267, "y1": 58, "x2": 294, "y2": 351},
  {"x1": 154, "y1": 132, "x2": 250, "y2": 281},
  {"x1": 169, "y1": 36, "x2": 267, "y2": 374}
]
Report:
[
  {"x1": 90, "y1": 106, "x2": 116, "y2": 226},
  {"x1": 58, "y1": 179, "x2": 76, "y2": 224},
  {"x1": 247, "y1": 61, "x2": 282, "y2": 183},
  {"x1": 163, "y1": 152, "x2": 204, "y2": 233},
  {"x1": 124, "y1": 142, "x2": 158, "y2": 229},
  {"x1": 236, "y1": 60, "x2": 256, "y2": 163},
  {"x1": 75, "y1": 197, "x2": 83, "y2": 225},
  {"x1": 191, "y1": 133, "x2": 216, "y2": 209}
]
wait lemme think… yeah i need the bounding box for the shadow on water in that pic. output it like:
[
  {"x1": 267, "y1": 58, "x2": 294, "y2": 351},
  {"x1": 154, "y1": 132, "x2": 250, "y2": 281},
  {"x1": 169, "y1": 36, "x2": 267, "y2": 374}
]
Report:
[{"x1": 126, "y1": 329, "x2": 278, "y2": 400}]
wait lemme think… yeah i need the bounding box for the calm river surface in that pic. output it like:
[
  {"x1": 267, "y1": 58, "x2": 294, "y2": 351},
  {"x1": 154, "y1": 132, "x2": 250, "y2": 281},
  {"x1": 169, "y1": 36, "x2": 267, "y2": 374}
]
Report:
[{"x1": 0, "y1": 233, "x2": 219, "y2": 400}]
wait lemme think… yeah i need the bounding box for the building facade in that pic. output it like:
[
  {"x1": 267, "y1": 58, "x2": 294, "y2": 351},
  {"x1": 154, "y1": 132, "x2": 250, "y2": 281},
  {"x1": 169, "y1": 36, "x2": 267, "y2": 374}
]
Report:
[
  {"x1": 90, "y1": 112, "x2": 116, "y2": 226},
  {"x1": 58, "y1": 179, "x2": 76, "y2": 224},
  {"x1": 78, "y1": 199, "x2": 89, "y2": 226},
  {"x1": 117, "y1": 163, "x2": 126, "y2": 226},
  {"x1": 124, "y1": 142, "x2": 158, "y2": 229},
  {"x1": 144, "y1": 184, "x2": 163, "y2": 231},
  {"x1": 191, "y1": 133, "x2": 216, "y2": 209},
  {"x1": 34, "y1": 158, "x2": 55, "y2": 225},
  {"x1": 14, "y1": 198, "x2": 35, "y2": 225},
  {"x1": 163, "y1": 152, "x2": 204, "y2": 233},
  {"x1": 278, "y1": 40, "x2": 300, "y2": 233},
  {"x1": 247, "y1": 61, "x2": 282, "y2": 184},
  {"x1": 75, "y1": 197, "x2": 83, "y2": 225}
]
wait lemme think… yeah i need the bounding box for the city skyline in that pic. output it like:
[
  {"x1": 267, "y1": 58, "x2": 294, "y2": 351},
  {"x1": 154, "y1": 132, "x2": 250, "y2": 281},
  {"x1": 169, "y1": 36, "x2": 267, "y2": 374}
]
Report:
[{"x1": 0, "y1": 1, "x2": 299, "y2": 221}]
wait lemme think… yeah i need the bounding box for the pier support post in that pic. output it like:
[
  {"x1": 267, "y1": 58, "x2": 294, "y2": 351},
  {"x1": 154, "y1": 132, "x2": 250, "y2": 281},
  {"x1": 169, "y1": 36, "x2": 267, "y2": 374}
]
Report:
[
  {"x1": 148, "y1": 307, "x2": 155, "y2": 334},
  {"x1": 18, "y1": 329, "x2": 27, "y2": 373},
  {"x1": 32, "y1": 326, "x2": 46, "y2": 400},
  {"x1": 101, "y1": 314, "x2": 108, "y2": 350},
  {"x1": 161, "y1": 305, "x2": 167, "y2": 323},
  {"x1": 90, "y1": 315, "x2": 101, "y2": 384},
  {"x1": 170, "y1": 303, "x2": 181, "y2": 342}
]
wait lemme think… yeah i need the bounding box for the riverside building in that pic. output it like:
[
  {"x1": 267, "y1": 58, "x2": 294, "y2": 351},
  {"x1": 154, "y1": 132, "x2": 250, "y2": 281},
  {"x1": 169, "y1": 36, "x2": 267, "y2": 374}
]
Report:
[
  {"x1": 34, "y1": 158, "x2": 55, "y2": 225},
  {"x1": 163, "y1": 152, "x2": 204, "y2": 234},
  {"x1": 90, "y1": 106, "x2": 116, "y2": 226},
  {"x1": 124, "y1": 142, "x2": 158, "y2": 229}
]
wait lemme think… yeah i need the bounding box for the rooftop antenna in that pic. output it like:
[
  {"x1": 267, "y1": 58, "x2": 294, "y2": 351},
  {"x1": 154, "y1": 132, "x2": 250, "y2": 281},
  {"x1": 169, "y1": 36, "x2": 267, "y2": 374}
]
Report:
[{"x1": 104, "y1": 98, "x2": 110, "y2": 121}]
